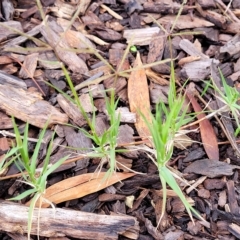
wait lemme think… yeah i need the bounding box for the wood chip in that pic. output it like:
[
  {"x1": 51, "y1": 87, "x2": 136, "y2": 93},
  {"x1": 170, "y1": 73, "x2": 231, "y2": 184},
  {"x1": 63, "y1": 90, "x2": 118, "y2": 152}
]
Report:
[
  {"x1": 123, "y1": 27, "x2": 160, "y2": 46},
  {"x1": 0, "y1": 84, "x2": 68, "y2": 128},
  {"x1": 184, "y1": 159, "x2": 239, "y2": 178}
]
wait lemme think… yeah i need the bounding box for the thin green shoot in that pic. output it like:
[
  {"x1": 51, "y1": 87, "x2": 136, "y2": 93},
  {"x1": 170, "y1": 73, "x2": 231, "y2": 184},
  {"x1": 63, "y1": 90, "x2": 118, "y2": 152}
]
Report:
[
  {"x1": 6, "y1": 118, "x2": 69, "y2": 239},
  {"x1": 141, "y1": 61, "x2": 205, "y2": 227}
]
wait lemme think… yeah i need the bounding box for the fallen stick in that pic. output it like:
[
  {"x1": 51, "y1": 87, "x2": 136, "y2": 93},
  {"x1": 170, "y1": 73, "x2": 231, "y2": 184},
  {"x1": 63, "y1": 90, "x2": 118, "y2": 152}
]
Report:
[{"x1": 0, "y1": 200, "x2": 139, "y2": 239}]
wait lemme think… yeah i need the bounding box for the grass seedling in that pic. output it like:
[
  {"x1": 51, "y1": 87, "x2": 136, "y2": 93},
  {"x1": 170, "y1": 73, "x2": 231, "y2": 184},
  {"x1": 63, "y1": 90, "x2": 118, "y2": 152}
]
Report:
[
  {"x1": 214, "y1": 70, "x2": 240, "y2": 136},
  {"x1": 141, "y1": 62, "x2": 204, "y2": 226},
  {"x1": 5, "y1": 118, "x2": 69, "y2": 240}
]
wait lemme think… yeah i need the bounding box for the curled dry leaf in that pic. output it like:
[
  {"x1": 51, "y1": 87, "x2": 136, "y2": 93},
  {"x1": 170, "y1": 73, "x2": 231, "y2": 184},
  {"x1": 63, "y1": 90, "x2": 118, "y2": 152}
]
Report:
[{"x1": 128, "y1": 52, "x2": 152, "y2": 141}]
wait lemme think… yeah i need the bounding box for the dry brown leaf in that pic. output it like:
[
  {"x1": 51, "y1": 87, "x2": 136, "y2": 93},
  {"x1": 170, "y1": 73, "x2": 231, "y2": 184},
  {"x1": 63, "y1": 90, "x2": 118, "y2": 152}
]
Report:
[
  {"x1": 31, "y1": 172, "x2": 135, "y2": 208},
  {"x1": 186, "y1": 86, "x2": 219, "y2": 160},
  {"x1": 128, "y1": 52, "x2": 152, "y2": 140}
]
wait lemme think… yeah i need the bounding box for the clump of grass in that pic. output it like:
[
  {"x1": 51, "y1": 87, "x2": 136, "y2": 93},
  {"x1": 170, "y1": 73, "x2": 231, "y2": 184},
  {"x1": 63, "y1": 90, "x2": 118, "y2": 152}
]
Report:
[
  {"x1": 141, "y1": 62, "x2": 204, "y2": 226},
  {"x1": 4, "y1": 118, "x2": 69, "y2": 239},
  {"x1": 214, "y1": 70, "x2": 240, "y2": 136}
]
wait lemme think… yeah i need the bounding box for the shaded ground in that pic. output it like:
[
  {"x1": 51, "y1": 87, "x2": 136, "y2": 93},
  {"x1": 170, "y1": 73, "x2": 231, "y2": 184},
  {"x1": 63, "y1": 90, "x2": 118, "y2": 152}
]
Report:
[{"x1": 0, "y1": 0, "x2": 240, "y2": 239}]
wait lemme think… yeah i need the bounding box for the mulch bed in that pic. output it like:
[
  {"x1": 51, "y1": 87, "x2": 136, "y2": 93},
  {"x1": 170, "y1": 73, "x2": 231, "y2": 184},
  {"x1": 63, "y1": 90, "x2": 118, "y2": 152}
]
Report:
[{"x1": 0, "y1": 0, "x2": 240, "y2": 239}]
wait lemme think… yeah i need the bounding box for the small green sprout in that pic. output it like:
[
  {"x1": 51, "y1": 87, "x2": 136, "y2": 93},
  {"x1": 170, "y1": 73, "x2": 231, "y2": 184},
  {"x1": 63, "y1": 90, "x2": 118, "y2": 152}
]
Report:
[{"x1": 130, "y1": 45, "x2": 137, "y2": 52}]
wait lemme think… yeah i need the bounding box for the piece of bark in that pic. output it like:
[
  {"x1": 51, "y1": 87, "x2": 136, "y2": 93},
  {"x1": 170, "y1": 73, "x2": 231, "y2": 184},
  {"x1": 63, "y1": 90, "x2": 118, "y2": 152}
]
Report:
[
  {"x1": 123, "y1": 27, "x2": 160, "y2": 46},
  {"x1": 203, "y1": 178, "x2": 226, "y2": 190},
  {"x1": 40, "y1": 25, "x2": 88, "y2": 74},
  {"x1": 50, "y1": 0, "x2": 76, "y2": 19},
  {"x1": 20, "y1": 5, "x2": 38, "y2": 18},
  {"x1": 116, "y1": 155, "x2": 132, "y2": 172},
  {"x1": 149, "y1": 83, "x2": 169, "y2": 104},
  {"x1": 117, "y1": 124, "x2": 134, "y2": 145},
  {"x1": 0, "y1": 21, "x2": 23, "y2": 43},
  {"x1": 63, "y1": 126, "x2": 91, "y2": 171},
  {"x1": 147, "y1": 31, "x2": 167, "y2": 64},
  {"x1": 203, "y1": 10, "x2": 227, "y2": 29},
  {"x1": 226, "y1": 180, "x2": 240, "y2": 215},
  {"x1": 184, "y1": 159, "x2": 240, "y2": 178},
  {"x1": 40, "y1": 145, "x2": 76, "y2": 173},
  {"x1": 79, "y1": 93, "x2": 97, "y2": 113},
  {"x1": 229, "y1": 71, "x2": 240, "y2": 82},
  {"x1": 81, "y1": 11, "x2": 104, "y2": 29},
  {"x1": 0, "y1": 111, "x2": 13, "y2": 129},
  {"x1": 197, "y1": 189, "x2": 210, "y2": 199},
  {"x1": 197, "y1": 0, "x2": 216, "y2": 8},
  {"x1": 57, "y1": 94, "x2": 86, "y2": 127},
  {"x1": 103, "y1": 76, "x2": 127, "y2": 94},
  {"x1": 63, "y1": 30, "x2": 95, "y2": 49},
  {"x1": 181, "y1": 59, "x2": 219, "y2": 81},
  {"x1": 219, "y1": 33, "x2": 240, "y2": 60},
  {"x1": 157, "y1": 15, "x2": 214, "y2": 30},
  {"x1": 3, "y1": 24, "x2": 43, "y2": 49},
  {"x1": 194, "y1": 27, "x2": 219, "y2": 42},
  {"x1": 96, "y1": 27, "x2": 122, "y2": 41},
  {"x1": 94, "y1": 114, "x2": 109, "y2": 136},
  {"x1": 19, "y1": 53, "x2": 39, "y2": 79},
  {"x1": 115, "y1": 107, "x2": 136, "y2": 123},
  {"x1": 38, "y1": 51, "x2": 61, "y2": 69},
  {"x1": 179, "y1": 39, "x2": 209, "y2": 60},
  {"x1": 81, "y1": 84, "x2": 105, "y2": 98},
  {"x1": 0, "y1": 70, "x2": 27, "y2": 89},
  {"x1": 128, "y1": 189, "x2": 149, "y2": 213},
  {"x1": 7, "y1": 233, "x2": 32, "y2": 240},
  {"x1": 228, "y1": 223, "x2": 240, "y2": 239},
  {"x1": 0, "y1": 200, "x2": 139, "y2": 239},
  {"x1": 143, "y1": 1, "x2": 186, "y2": 14},
  {"x1": 99, "y1": 193, "x2": 126, "y2": 202},
  {"x1": 0, "y1": 84, "x2": 68, "y2": 128},
  {"x1": 183, "y1": 148, "x2": 205, "y2": 163},
  {"x1": 218, "y1": 190, "x2": 227, "y2": 207}
]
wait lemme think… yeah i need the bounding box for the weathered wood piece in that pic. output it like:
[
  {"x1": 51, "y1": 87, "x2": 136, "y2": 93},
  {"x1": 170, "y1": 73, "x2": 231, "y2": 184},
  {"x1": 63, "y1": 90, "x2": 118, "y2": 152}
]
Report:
[
  {"x1": 226, "y1": 180, "x2": 239, "y2": 215},
  {"x1": 0, "y1": 70, "x2": 27, "y2": 89},
  {"x1": 0, "y1": 111, "x2": 13, "y2": 129},
  {"x1": 219, "y1": 33, "x2": 240, "y2": 59},
  {"x1": 143, "y1": 1, "x2": 186, "y2": 14},
  {"x1": 19, "y1": 53, "x2": 39, "y2": 78},
  {"x1": 38, "y1": 51, "x2": 61, "y2": 69},
  {"x1": 0, "y1": 21, "x2": 23, "y2": 43},
  {"x1": 0, "y1": 84, "x2": 68, "y2": 128},
  {"x1": 0, "y1": 200, "x2": 139, "y2": 239},
  {"x1": 123, "y1": 27, "x2": 160, "y2": 46},
  {"x1": 57, "y1": 94, "x2": 86, "y2": 127},
  {"x1": 179, "y1": 39, "x2": 209, "y2": 59},
  {"x1": 184, "y1": 159, "x2": 240, "y2": 178},
  {"x1": 228, "y1": 223, "x2": 240, "y2": 239},
  {"x1": 181, "y1": 59, "x2": 219, "y2": 81},
  {"x1": 3, "y1": 24, "x2": 43, "y2": 49},
  {"x1": 157, "y1": 15, "x2": 214, "y2": 30},
  {"x1": 40, "y1": 25, "x2": 88, "y2": 74}
]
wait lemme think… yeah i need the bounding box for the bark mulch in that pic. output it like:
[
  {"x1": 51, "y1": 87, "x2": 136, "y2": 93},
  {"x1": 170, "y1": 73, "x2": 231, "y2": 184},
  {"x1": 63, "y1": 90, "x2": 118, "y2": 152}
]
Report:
[{"x1": 0, "y1": 0, "x2": 240, "y2": 239}]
